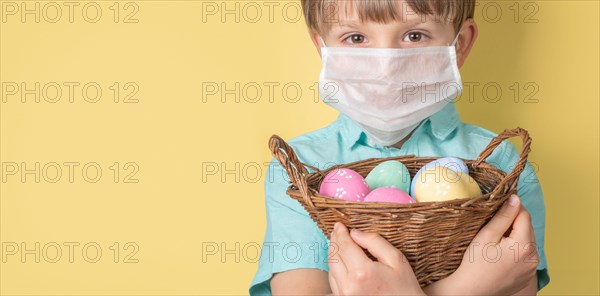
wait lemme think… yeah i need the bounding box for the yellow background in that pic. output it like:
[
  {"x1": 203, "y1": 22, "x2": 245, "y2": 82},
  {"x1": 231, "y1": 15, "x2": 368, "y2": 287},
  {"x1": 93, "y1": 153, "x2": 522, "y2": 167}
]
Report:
[{"x1": 0, "y1": 0, "x2": 598, "y2": 294}]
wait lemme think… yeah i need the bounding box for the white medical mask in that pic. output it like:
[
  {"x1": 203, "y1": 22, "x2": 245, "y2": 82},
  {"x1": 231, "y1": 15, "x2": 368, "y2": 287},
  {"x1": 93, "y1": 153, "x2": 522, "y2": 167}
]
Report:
[{"x1": 317, "y1": 34, "x2": 463, "y2": 146}]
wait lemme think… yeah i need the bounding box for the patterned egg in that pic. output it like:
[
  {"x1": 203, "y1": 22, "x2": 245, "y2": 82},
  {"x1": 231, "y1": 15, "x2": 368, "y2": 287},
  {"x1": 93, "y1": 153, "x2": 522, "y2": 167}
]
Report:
[
  {"x1": 410, "y1": 157, "x2": 469, "y2": 196},
  {"x1": 413, "y1": 166, "x2": 481, "y2": 202},
  {"x1": 456, "y1": 171, "x2": 482, "y2": 198},
  {"x1": 364, "y1": 187, "x2": 414, "y2": 204},
  {"x1": 365, "y1": 160, "x2": 411, "y2": 193},
  {"x1": 319, "y1": 168, "x2": 370, "y2": 202}
]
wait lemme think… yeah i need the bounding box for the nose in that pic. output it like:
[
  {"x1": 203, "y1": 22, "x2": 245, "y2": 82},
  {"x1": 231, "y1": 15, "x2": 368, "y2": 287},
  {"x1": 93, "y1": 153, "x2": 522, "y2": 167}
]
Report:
[{"x1": 372, "y1": 36, "x2": 402, "y2": 48}]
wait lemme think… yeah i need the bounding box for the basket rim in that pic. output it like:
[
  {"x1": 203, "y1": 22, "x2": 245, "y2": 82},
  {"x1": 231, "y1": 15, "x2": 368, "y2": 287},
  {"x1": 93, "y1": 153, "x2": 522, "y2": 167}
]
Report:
[{"x1": 269, "y1": 127, "x2": 531, "y2": 210}]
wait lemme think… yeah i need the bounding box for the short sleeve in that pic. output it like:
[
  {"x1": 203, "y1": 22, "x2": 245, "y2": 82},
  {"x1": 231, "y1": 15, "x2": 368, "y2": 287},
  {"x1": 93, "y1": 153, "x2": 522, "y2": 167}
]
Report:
[
  {"x1": 495, "y1": 141, "x2": 551, "y2": 291},
  {"x1": 249, "y1": 157, "x2": 330, "y2": 296}
]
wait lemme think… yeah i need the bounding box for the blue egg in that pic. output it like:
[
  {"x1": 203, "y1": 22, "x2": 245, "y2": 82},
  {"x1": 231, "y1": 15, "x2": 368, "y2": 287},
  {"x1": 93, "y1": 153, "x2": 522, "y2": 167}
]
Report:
[{"x1": 410, "y1": 157, "x2": 469, "y2": 197}]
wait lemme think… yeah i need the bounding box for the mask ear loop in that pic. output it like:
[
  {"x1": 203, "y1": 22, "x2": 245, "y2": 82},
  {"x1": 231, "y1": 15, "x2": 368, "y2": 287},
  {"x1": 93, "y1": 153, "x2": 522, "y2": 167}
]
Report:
[
  {"x1": 450, "y1": 32, "x2": 461, "y2": 47},
  {"x1": 319, "y1": 35, "x2": 327, "y2": 48}
]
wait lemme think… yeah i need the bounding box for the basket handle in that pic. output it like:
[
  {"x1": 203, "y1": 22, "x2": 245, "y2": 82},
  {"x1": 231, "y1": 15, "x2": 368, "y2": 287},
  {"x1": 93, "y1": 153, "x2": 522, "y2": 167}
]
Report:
[
  {"x1": 268, "y1": 135, "x2": 320, "y2": 208},
  {"x1": 471, "y1": 127, "x2": 532, "y2": 200}
]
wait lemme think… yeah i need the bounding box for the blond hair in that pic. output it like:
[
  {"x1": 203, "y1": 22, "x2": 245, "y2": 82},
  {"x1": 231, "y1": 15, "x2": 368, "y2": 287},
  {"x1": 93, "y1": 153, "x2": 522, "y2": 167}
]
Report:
[{"x1": 301, "y1": 0, "x2": 475, "y2": 34}]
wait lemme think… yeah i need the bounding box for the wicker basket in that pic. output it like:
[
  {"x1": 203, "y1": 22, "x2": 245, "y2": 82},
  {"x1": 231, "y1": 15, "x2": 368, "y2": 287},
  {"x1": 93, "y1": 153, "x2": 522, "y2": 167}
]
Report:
[{"x1": 268, "y1": 127, "x2": 531, "y2": 287}]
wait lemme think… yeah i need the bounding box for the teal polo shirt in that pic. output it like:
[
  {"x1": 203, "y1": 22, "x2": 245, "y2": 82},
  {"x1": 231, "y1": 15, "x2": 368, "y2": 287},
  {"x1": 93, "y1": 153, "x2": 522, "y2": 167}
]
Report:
[{"x1": 249, "y1": 101, "x2": 549, "y2": 295}]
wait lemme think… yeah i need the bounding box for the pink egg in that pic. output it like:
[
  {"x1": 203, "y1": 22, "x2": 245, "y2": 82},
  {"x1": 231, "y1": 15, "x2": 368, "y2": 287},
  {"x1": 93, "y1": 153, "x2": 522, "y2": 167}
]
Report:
[
  {"x1": 364, "y1": 187, "x2": 414, "y2": 204},
  {"x1": 319, "y1": 168, "x2": 370, "y2": 202}
]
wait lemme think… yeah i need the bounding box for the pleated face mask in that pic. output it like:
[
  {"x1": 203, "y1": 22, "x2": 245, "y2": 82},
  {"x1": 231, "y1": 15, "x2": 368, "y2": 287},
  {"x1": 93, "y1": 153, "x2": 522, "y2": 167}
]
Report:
[{"x1": 317, "y1": 34, "x2": 463, "y2": 146}]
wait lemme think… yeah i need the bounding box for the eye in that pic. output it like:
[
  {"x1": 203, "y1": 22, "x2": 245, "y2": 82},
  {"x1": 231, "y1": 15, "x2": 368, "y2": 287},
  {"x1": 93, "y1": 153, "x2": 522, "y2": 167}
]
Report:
[
  {"x1": 343, "y1": 34, "x2": 367, "y2": 45},
  {"x1": 403, "y1": 32, "x2": 427, "y2": 43}
]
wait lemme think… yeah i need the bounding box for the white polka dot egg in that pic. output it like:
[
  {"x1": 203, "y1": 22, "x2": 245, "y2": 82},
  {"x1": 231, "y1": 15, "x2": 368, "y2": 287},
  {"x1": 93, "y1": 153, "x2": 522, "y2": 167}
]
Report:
[{"x1": 319, "y1": 168, "x2": 370, "y2": 202}]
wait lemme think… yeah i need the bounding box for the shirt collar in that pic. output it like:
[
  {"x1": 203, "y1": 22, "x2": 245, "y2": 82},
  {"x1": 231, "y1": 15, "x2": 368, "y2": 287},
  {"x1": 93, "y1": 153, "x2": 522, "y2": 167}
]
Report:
[{"x1": 336, "y1": 101, "x2": 461, "y2": 149}]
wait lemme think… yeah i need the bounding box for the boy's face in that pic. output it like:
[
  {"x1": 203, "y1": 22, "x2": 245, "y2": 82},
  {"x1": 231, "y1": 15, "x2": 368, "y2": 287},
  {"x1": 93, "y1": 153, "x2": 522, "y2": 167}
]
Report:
[{"x1": 310, "y1": 0, "x2": 478, "y2": 69}]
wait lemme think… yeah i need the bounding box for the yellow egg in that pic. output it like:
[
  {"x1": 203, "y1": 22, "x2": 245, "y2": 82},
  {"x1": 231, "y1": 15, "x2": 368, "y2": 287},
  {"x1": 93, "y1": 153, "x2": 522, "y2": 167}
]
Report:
[
  {"x1": 456, "y1": 171, "x2": 482, "y2": 198},
  {"x1": 414, "y1": 166, "x2": 481, "y2": 202}
]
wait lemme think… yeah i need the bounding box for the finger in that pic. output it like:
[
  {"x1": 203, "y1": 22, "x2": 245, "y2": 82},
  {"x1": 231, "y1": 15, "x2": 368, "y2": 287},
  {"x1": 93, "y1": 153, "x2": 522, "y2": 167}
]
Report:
[
  {"x1": 328, "y1": 225, "x2": 347, "y2": 282},
  {"x1": 509, "y1": 206, "x2": 540, "y2": 264},
  {"x1": 332, "y1": 222, "x2": 371, "y2": 270},
  {"x1": 350, "y1": 228, "x2": 407, "y2": 269},
  {"x1": 509, "y1": 203, "x2": 536, "y2": 243},
  {"x1": 477, "y1": 194, "x2": 521, "y2": 242}
]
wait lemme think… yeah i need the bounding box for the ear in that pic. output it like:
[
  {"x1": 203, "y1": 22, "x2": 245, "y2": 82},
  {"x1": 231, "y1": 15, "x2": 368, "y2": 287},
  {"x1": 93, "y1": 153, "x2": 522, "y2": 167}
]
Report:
[
  {"x1": 455, "y1": 18, "x2": 478, "y2": 69},
  {"x1": 309, "y1": 31, "x2": 323, "y2": 58}
]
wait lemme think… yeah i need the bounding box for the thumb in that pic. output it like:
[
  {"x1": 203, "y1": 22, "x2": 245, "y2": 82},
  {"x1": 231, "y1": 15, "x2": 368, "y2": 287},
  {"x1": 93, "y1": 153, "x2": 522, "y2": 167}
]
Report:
[
  {"x1": 350, "y1": 228, "x2": 407, "y2": 269},
  {"x1": 477, "y1": 194, "x2": 521, "y2": 242}
]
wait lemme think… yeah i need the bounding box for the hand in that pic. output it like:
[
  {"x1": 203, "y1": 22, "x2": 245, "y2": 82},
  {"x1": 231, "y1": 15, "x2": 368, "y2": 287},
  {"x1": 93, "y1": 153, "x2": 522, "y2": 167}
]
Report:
[
  {"x1": 327, "y1": 222, "x2": 425, "y2": 295},
  {"x1": 426, "y1": 194, "x2": 540, "y2": 295}
]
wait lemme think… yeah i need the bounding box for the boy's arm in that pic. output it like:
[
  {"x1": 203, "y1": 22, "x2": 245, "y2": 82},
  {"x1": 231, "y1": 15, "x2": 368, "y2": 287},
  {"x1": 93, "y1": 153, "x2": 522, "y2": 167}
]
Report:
[
  {"x1": 249, "y1": 157, "x2": 332, "y2": 295},
  {"x1": 269, "y1": 248, "x2": 537, "y2": 296},
  {"x1": 271, "y1": 269, "x2": 331, "y2": 295},
  {"x1": 423, "y1": 272, "x2": 538, "y2": 296}
]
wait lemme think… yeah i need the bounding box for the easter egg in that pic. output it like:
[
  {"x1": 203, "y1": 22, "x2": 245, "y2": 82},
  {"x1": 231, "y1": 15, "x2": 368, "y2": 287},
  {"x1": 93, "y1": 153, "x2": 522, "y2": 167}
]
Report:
[
  {"x1": 364, "y1": 187, "x2": 414, "y2": 204},
  {"x1": 456, "y1": 171, "x2": 482, "y2": 198},
  {"x1": 410, "y1": 157, "x2": 469, "y2": 196},
  {"x1": 319, "y1": 168, "x2": 370, "y2": 202},
  {"x1": 413, "y1": 166, "x2": 481, "y2": 202},
  {"x1": 365, "y1": 160, "x2": 411, "y2": 192}
]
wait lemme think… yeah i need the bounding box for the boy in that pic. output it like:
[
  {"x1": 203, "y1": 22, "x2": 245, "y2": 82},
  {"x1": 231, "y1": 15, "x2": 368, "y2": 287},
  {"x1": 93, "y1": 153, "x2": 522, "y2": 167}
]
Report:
[{"x1": 250, "y1": 0, "x2": 549, "y2": 294}]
